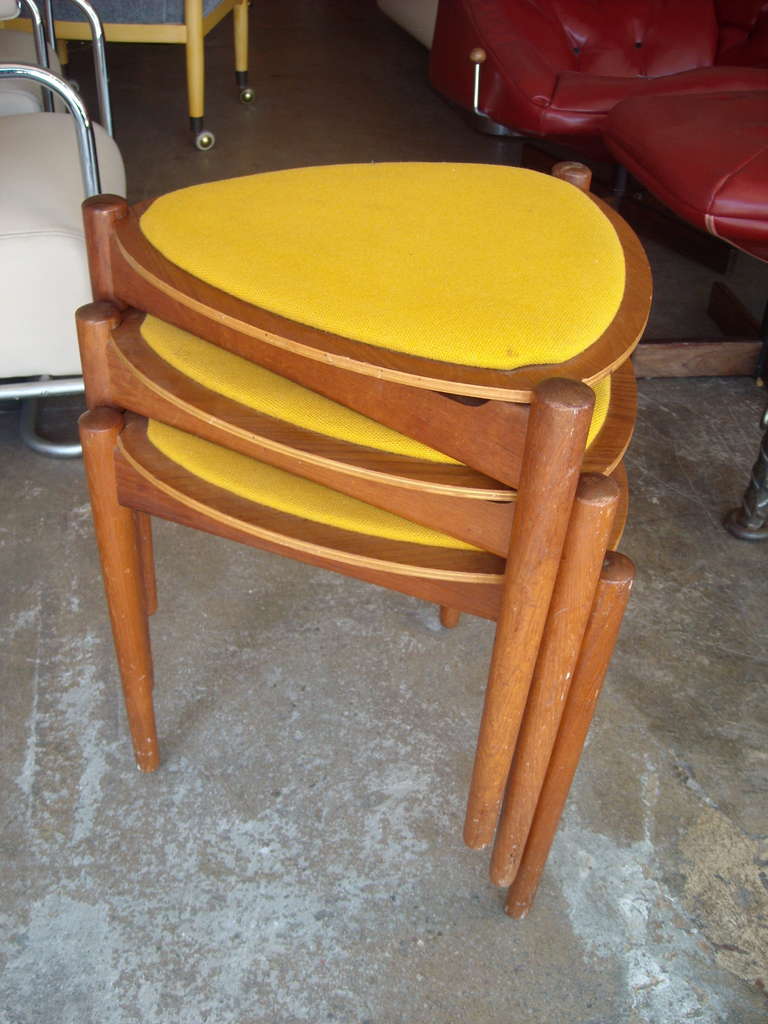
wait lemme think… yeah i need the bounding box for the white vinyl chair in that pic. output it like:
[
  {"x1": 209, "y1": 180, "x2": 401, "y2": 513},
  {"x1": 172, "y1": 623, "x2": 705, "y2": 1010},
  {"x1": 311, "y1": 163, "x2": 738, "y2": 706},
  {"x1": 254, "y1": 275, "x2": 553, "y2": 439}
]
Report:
[{"x1": 0, "y1": 61, "x2": 124, "y2": 455}]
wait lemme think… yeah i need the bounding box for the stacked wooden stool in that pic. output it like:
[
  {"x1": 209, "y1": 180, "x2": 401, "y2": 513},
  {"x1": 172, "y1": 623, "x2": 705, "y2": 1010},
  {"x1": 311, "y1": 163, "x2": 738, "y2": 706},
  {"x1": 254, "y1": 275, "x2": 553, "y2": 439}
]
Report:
[{"x1": 77, "y1": 160, "x2": 650, "y2": 916}]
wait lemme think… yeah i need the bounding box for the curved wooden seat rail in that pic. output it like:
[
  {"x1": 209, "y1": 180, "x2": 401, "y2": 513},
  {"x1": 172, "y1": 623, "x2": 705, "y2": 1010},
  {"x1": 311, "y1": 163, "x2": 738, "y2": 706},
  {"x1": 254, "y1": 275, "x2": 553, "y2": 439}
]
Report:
[
  {"x1": 77, "y1": 304, "x2": 636, "y2": 556},
  {"x1": 82, "y1": 188, "x2": 650, "y2": 485}
]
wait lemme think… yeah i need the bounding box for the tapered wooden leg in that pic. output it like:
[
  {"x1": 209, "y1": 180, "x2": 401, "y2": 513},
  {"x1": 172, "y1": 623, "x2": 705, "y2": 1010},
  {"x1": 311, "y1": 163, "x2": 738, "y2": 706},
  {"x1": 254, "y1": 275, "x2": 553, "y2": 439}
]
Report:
[
  {"x1": 504, "y1": 552, "x2": 634, "y2": 918},
  {"x1": 439, "y1": 606, "x2": 461, "y2": 628},
  {"x1": 185, "y1": 0, "x2": 205, "y2": 122},
  {"x1": 80, "y1": 407, "x2": 159, "y2": 772},
  {"x1": 490, "y1": 473, "x2": 619, "y2": 885},
  {"x1": 464, "y1": 379, "x2": 594, "y2": 849},
  {"x1": 135, "y1": 512, "x2": 158, "y2": 616}
]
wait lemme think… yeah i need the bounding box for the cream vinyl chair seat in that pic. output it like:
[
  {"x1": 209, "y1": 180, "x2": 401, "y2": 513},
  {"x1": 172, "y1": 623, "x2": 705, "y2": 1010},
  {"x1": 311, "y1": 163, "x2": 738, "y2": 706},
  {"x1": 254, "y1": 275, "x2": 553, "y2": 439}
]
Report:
[{"x1": 0, "y1": 63, "x2": 124, "y2": 454}]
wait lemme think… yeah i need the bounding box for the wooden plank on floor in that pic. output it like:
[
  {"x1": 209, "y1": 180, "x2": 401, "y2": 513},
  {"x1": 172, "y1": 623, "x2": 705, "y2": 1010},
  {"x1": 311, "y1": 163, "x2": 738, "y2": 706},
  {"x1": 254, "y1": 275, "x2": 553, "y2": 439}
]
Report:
[{"x1": 632, "y1": 340, "x2": 760, "y2": 378}]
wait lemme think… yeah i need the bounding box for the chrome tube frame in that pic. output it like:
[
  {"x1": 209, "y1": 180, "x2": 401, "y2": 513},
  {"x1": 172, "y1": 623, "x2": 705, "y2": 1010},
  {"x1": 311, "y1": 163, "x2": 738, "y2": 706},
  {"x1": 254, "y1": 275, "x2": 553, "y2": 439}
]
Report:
[
  {"x1": 18, "y1": 388, "x2": 84, "y2": 457},
  {"x1": 18, "y1": 0, "x2": 54, "y2": 110},
  {"x1": 0, "y1": 376, "x2": 86, "y2": 458},
  {"x1": 41, "y1": 0, "x2": 55, "y2": 50},
  {"x1": 0, "y1": 377, "x2": 85, "y2": 399},
  {"x1": 54, "y1": 0, "x2": 112, "y2": 135}
]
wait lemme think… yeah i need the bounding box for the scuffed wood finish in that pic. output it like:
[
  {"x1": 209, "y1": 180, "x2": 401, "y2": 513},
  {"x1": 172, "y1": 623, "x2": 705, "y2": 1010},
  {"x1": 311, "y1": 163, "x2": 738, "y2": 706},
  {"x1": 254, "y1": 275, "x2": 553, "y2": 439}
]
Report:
[
  {"x1": 76, "y1": 301, "x2": 122, "y2": 408},
  {"x1": 110, "y1": 311, "x2": 512, "y2": 497},
  {"x1": 112, "y1": 291, "x2": 533, "y2": 484},
  {"x1": 82, "y1": 195, "x2": 130, "y2": 305},
  {"x1": 79, "y1": 407, "x2": 159, "y2": 772},
  {"x1": 81, "y1": 181, "x2": 650, "y2": 403},
  {"x1": 633, "y1": 259, "x2": 762, "y2": 379},
  {"x1": 552, "y1": 161, "x2": 592, "y2": 193},
  {"x1": 439, "y1": 606, "x2": 461, "y2": 628},
  {"x1": 504, "y1": 551, "x2": 635, "y2": 918},
  {"x1": 584, "y1": 358, "x2": 635, "y2": 476},
  {"x1": 109, "y1": 313, "x2": 637, "y2": 481},
  {"x1": 116, "y1": 416, "x2": 506, "y2": 621},
  {"x1": 79, "y1": 312, "x2": 634, "y2": 555},
  {"x1": 632, "y1": 339, "x2": 760, "y2": 379},
  {"x1": 489, "y1": 473, "x2": 619, "y2": 886},
  {"x1": 135, "y1": 511, "x2": 157, "y2": 616},
  {"x1": 463, "y1": 379, "x2": 594, "y2": 850},
  {"x1": 611, "y1": 461, "x2": 629, "y2": 545}
]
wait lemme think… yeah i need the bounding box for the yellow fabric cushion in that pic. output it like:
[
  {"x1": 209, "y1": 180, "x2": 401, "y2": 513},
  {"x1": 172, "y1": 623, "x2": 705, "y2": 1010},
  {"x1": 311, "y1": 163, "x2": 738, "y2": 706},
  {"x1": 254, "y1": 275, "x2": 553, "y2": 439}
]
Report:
[
  {"x1": 140, "y1": 162, "x2": 625, "y2": 371},
  {"x1": 140, "y1": 315, "x2": 611, "y2": 452},
  {"x1": 145, "y1": 420, "x2": 476, "y2": 549}
]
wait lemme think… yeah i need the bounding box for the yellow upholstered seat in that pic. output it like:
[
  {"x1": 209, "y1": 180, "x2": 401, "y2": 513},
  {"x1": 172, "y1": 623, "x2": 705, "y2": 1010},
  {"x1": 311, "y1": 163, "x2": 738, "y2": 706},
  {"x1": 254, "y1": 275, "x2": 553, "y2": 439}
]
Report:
[
  {"x1": 140, "y1": 315, "x2": 612, "y2": 453},
  {"x1": 139, "y1": 162, "x2": 626, "y2": 371},
  {"x1": 146, "y1": 419, "x2": 477, "y2": 549}
]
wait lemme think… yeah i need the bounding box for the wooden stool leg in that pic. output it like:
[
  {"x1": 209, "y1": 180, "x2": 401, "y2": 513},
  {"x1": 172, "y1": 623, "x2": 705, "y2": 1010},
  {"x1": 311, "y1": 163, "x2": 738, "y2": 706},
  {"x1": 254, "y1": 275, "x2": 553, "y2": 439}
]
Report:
[
  {"x1": 135, "y1": 512, "x2": 158, "y2": 616},
  {"x1": 439, "y1": 606, "x2": 461, "y2": 629},
  {"x1": 504, "y1": 552, "x2": 635, "y2": 918},
  {"x1": 80, "y1": 407, "x2": 159, "y2": 772},
  {"x1": 464, "y1": 379, "x2": 594, "y2": 849},
  {"x1": 490, "y1": 473, "x2": 619, "y2": 885}
]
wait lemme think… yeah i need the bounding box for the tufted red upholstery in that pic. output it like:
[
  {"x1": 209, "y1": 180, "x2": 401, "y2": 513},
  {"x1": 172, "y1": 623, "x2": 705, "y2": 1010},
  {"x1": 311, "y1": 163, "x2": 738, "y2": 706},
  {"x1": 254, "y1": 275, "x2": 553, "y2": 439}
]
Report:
[
  {"x1": 430, "y1": 0, "x2": 768, "y2": 145},
  {"x1": 603, "y1": 81, "x2": 768, "y2": 261}
]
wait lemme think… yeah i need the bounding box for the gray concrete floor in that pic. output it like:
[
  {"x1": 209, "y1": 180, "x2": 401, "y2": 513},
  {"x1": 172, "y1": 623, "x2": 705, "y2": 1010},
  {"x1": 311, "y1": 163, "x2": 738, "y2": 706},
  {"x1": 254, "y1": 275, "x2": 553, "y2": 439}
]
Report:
[{"x1": 2, "y1": 3, "x2": 768, "y2": 1021}]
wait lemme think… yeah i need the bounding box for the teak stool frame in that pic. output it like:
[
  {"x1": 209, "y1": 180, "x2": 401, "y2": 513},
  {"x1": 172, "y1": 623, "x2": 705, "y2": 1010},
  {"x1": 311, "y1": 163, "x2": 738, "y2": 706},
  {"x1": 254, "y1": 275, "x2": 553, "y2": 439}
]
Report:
[{"x1": 77, "y1": 163, "x2": 648, "y2": 915}]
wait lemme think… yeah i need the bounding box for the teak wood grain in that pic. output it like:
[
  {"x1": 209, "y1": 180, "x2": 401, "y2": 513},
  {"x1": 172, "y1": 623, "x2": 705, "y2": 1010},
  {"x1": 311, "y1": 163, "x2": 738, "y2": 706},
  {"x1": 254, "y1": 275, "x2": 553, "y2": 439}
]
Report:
[
  {"x1": 135, "y1": 511, "x2": 157, "y2": 617},
  {"x1": 79, "y1": 407, "x2": 159, "y2": 772},
  {"x1": 504, "y1": 551, "x2": 635, "y2": 918},
  {"x1": 116, "y1": 415, "x2": 506, "y2": 622},
  {"x1": 463, "y1": 379, "x2": 595, "y2": 849},
  {"x1": 106, "y1": 308, "x2": 638, "y2": 483},
  {"x1": 76, "y1": 303, "x2": 635, "y2": 556},
  {"x1": 489, "y1": 472, "x2": 619, "y2": 885},
  {"x1": 632, "y1": 339, "x2": 761, "y2": 379},
  {"x1": 94, "y1": 191, "x2": 650, "y2": 399}
]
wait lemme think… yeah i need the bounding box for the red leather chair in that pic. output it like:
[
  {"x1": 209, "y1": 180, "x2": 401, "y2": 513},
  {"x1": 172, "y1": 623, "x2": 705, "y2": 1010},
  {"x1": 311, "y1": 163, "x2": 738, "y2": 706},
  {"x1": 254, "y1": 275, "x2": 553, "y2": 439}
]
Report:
[
  {"x1": 602, "y1": 85, "x2": 768, "y2": 538},
  {"x1": 603, "y1": 81, "x2": 768, "y2": 262},
  {"x1": 429, "y1": 0, "x2": 768, "y2": 150}
]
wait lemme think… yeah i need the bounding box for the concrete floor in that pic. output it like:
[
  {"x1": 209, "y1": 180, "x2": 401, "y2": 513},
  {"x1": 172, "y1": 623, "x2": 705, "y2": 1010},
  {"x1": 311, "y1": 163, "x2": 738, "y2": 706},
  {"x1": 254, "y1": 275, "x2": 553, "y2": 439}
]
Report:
[{"x1": 2, "y1": 3, "x2": 768, "y2": 1021}]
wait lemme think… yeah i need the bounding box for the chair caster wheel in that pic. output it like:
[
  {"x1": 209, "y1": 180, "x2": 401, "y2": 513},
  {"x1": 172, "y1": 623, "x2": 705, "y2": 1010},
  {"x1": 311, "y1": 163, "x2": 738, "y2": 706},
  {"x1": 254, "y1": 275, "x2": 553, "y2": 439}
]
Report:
[
  {"x1": 239, "y1": 86, "x2": 255, "y2": 104},
  {"x1": 194, "y1": 129, "x2": 215, "y2": 151}
]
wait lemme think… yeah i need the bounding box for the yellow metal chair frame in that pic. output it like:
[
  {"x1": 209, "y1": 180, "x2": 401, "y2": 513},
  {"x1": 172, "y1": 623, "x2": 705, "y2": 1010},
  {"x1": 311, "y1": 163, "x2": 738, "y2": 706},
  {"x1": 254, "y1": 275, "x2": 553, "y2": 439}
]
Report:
[{"x1": 2, "y1": 0, "x2": 252, "y2": 148}]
